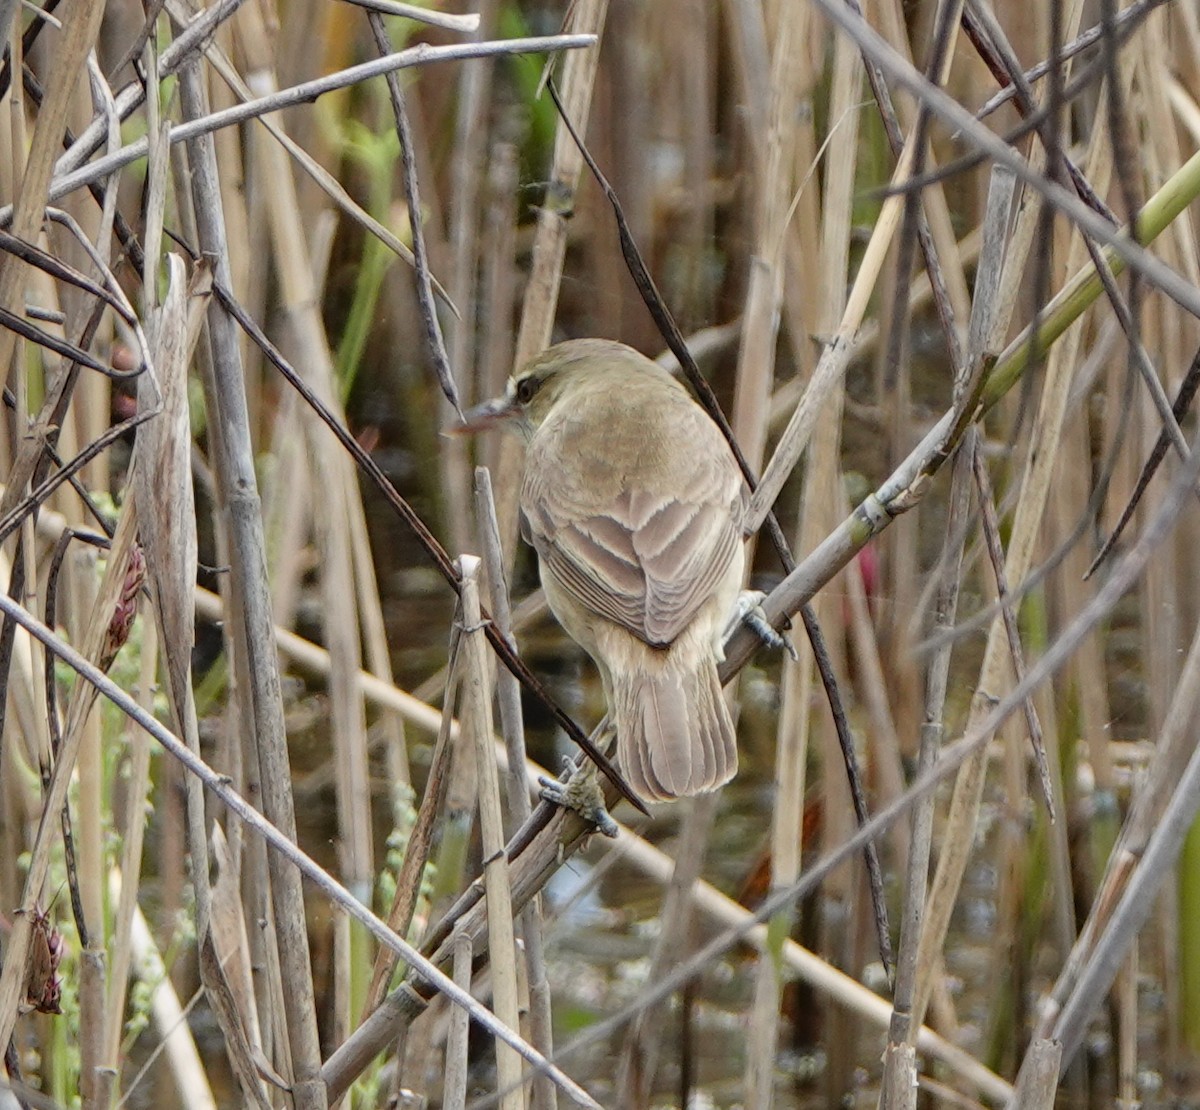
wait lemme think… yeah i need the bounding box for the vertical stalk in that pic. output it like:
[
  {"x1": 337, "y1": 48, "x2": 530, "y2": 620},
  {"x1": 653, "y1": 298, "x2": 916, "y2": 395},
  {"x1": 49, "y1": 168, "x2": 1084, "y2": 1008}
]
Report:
[
  {"x1": 475, "y1": 468, "x2": 556, "y2": 1110},
  {"x1": 177, "y1": 62, "x2": 327, "y2": 1110},
  {"x1": 458, "y1": 555, "x2": 525, "y2": 1110}
]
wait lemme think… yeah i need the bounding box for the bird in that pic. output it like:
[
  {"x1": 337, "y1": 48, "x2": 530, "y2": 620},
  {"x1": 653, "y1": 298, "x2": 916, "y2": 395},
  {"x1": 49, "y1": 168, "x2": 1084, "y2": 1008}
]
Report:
[{"x1": 457, "y1": 339, "x2": 747, "y2": 802}]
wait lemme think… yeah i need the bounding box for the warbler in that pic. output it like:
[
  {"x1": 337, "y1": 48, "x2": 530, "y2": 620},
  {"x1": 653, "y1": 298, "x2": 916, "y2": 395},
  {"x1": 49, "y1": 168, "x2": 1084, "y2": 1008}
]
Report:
[{"x1": 458, "y1": 339, "x2": 747, "y2": 802}]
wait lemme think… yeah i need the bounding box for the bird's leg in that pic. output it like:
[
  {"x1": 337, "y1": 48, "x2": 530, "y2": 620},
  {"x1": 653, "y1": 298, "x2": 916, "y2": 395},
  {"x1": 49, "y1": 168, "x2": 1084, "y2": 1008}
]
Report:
[
  {"x1": 724, "y1": 589, "x2": 799, "y2": 660},
  {"x1": 538, "y1": 755, "x2": 620, "y2": 839}
]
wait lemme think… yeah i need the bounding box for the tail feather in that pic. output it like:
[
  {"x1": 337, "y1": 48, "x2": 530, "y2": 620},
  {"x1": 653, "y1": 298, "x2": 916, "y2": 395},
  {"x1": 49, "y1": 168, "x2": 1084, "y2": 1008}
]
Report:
[{"x1": 613, "y1": 656, "x2": 737, "y2": 802}]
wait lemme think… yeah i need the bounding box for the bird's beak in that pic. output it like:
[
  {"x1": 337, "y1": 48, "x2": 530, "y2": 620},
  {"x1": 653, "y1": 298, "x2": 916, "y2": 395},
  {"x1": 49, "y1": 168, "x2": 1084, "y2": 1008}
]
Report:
[{"x1": 445, "y1": 395, "x2": 517, "y2": 436}]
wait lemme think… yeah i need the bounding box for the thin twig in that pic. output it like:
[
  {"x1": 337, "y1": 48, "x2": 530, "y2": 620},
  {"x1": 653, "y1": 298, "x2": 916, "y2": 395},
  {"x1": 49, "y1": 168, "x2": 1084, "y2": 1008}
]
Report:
[
  {"x1": 971, "y1": 443, "x2": 1055, "y2": 818},
  {"x1": 366, "y1": 13, "x2": 462, "y2": 417},
  {"x1": 26, "y1": 35, "x2": 600, "y2": 217}
]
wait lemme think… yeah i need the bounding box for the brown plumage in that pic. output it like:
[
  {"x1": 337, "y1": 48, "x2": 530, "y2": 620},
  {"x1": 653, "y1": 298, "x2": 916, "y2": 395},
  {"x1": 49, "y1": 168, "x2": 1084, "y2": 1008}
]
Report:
[{"x1": 460, "y1": 339, "x2": 746, "y2": 801}]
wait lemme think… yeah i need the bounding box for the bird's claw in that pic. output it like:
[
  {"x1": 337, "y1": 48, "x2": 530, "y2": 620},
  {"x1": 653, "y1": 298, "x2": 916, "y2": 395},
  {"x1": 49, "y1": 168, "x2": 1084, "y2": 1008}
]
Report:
[
  {"x1": 727, "y1": 590, "x2": 798, "y2": 660},
  {"x1": 538, "y1": 758, "x2": 619, "y2": 838}
]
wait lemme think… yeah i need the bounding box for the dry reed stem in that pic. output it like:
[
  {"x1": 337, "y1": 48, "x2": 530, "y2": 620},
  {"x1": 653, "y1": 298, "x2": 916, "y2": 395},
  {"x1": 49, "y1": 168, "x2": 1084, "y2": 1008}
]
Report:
[
  {"x1": 882, "y1": 161, "x2": 1015, "y2": 1094},
  {"x1": 459, "y1": 556, "x2": 527, "y2": 1110},
  {"x1": 883, "y1": 438, "x2": 975, "y2": 1058},
  {"x1": 445, "y1": 0, "x2": 499, "y2": 538},
  {"x1": 841, "y1": 495, "x2": 908, "y2": 868},
  {"x1": 1118, "y1": 948, "x2": 1138, "y2": 1105},
  {"x1": 879, "y1": 1040, "x2": 918, "y2": 1110},
  {"x1": 734, "y1": 6, "x2": 814, "y2": 1104},
  {"x1": 144, "y1": 247, "x2": 267, "y2": 1099},
  {"x1": 236, "y1": 15, "x2": 377, "y2": 1043},
  {"x1": 177, "y1": 59, "x2": 327, "y2": 1108},
  {"x1": 361, "y1": 652, "x2": 458, "y2": 1019},
  {"x1": 809, "y1": 0, "x2": 870, "y2": 990},
  {"x1": 337, "y1": 0, "x2": 479, "y2": 33},
  {"x1": 971, "y1": 446, "x2": 1053, "y2": 814},
  {"x1": 730, "y1": 1, "x2": 806, "y2": 474},
  {"x1": 34, "y1": 33, "x2": 599, "y2": 214},
  {"x1": 1007, "y1": 1038, "x2": 1063, "y2": 1110},
  {"x1": 475, "y1": 467, "x2": 556, "y2": 1110},
  {"x1": 443, "y1": 929, "x2": 475, "y2": 1110},
  {"x1": 102, "y1": 611, "x2": 157, "y2": 1074}
]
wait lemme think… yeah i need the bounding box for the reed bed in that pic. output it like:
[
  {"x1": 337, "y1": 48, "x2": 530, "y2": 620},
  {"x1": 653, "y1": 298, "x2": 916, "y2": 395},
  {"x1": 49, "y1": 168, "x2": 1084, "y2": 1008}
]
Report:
[{"x1": 1, "y1": 0, "x2": 1199, "y2": 1107}]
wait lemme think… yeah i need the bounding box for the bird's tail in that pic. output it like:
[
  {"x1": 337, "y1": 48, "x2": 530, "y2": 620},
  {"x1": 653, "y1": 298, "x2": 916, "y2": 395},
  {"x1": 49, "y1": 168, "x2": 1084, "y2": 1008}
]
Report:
[{"x1": 612, "y1": 651, "x2": 737, "y2": 802}]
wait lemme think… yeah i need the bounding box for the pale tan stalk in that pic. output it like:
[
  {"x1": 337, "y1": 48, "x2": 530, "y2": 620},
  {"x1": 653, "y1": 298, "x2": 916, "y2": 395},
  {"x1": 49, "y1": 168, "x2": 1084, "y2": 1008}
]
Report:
[
  {"x1": 239, "y1": 0, "x2": 374, "y2": 891},
  {"x1": 1056, "y1": 414, "x2": 1116, "y2": 792},
  {"x1": 730, "y1": 1, "x2": 807, "y2": 473},
  {"x1": 458, "y1": 556, "x2": 525, "y2": 1110},
  {"x1": 842, "y1": 510, "x2": 908, "y2": 868},
  {"x1": 1118, "y1": 949, "x2": 1138, "y2": 1105},
  {"x1": 443, "y1": 929, "x2": 475, "y2": 1110},
  {"x1": 1007, "y1": 1039, "x2": 1062, "y2": 1110},
  {"x1": 264, "y1": 399, "x2": 312, "y2": 630},
  {"x1": 736, "y1": 10, "x2": 814, "y2": 1104},
  {"x1": 475, "y1": 468, "x2": 555, "y2": 1110},
  {"x1": 747, "y1": 12, "x2": 860, "y2": 1105},
  {"x1": 478, "y1": 142, "x2": 519, "y2": 478}
]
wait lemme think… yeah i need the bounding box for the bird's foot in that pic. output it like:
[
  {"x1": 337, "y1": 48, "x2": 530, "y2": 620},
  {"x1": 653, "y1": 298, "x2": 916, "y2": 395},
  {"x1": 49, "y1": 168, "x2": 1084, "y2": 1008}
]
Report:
[
  {"x1": 538, "y1": 758, "x2": 620, "y2": 839},
  {"x1": 726, "y1": 590, "x2": 799, "y2": 661}
]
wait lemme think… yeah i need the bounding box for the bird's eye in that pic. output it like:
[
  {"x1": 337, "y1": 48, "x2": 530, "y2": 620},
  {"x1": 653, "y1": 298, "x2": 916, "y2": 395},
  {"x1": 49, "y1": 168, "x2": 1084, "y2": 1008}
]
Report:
[{"x1": 515, "y1": 376, "x2": 540, "y2": 404}]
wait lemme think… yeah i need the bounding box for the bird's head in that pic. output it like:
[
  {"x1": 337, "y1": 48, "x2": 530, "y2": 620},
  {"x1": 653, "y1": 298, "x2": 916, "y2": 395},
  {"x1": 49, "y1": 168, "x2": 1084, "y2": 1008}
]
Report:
[{"x1": 450, "y1": 339, "x2": 662, "y2": 441}]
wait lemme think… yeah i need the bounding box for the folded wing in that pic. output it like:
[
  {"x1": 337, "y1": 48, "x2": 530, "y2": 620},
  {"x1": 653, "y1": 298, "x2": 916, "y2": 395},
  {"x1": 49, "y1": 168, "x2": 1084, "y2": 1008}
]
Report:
[{"x1": 522, "y1": 404, "x2": 745, "y2": 647}]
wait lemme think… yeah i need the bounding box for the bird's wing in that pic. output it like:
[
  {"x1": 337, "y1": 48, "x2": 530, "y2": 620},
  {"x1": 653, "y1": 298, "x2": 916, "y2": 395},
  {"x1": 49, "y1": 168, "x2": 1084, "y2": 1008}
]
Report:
[{"x1": 522, "y1": 411, "x2": 745, "y2": 646}]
